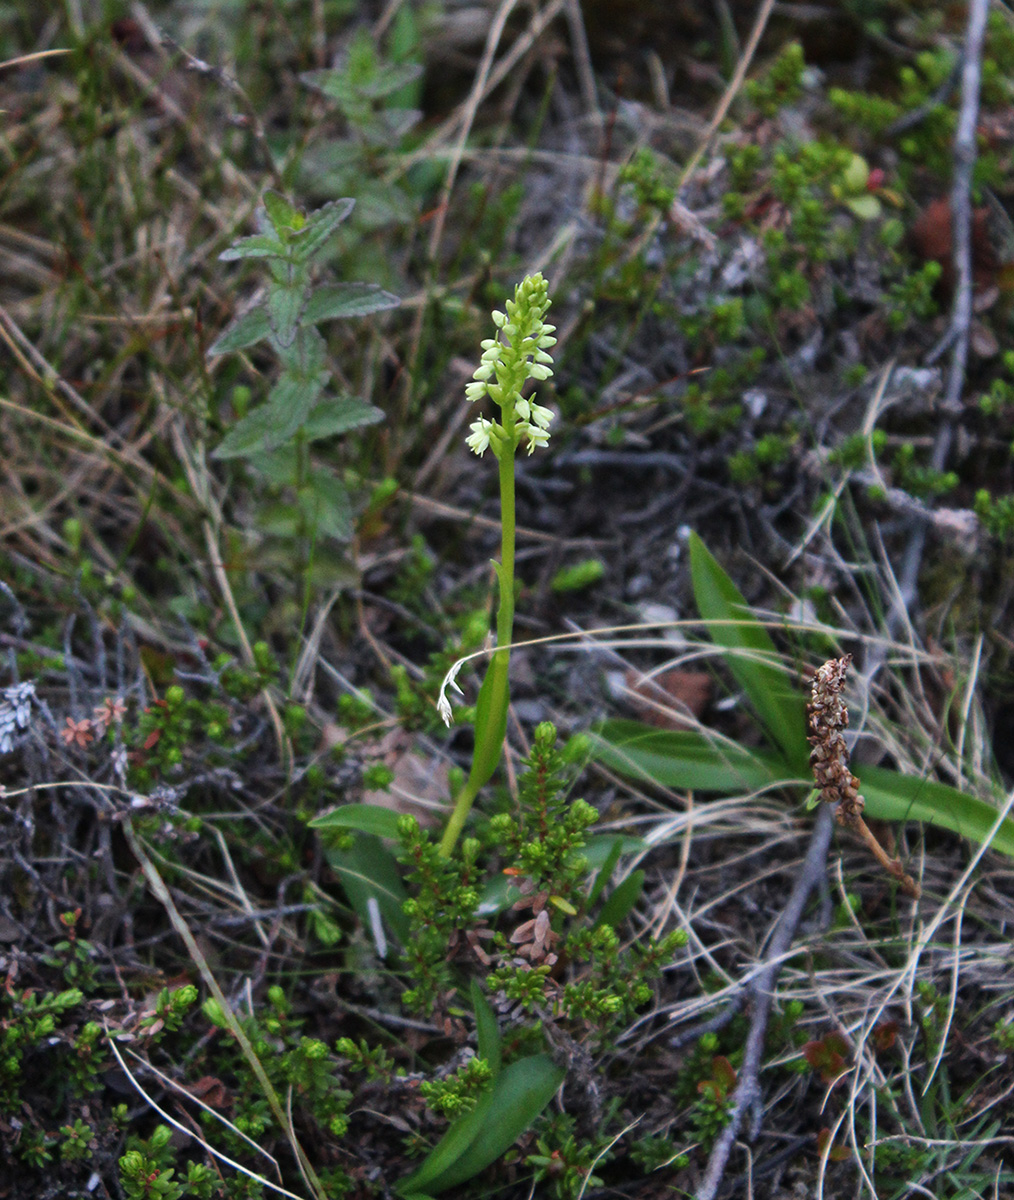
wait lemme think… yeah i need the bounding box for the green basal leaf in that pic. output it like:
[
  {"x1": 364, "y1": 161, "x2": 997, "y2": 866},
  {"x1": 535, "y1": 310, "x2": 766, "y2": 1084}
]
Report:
[
  {"x1": 309, "y1": 803, "x2": 402, "y2": 839},
  {"x1": 860, "y1": 765, "x2": 1014, "y2": 858},
  {"x1": 219, "y1": 233, "x2": 286, "y2": 261},
  {"x1": 471, "y1": 980, "x2": 501, "y2": 1076},
  {"x1": 301, "y1": 395, "x2": 385, "y2": 442},
  {"x1": 587, "y1": 837, "x2": 624, "y2": 907},
  {"x1": 590, "y1": 719, "x2": 791, "y2": 793},
  {"x1": 208, "y1": 305, "x2": 270, "y2": 355},
  {"x1": 303, "y1": 282, "x2": 401, "y2": 322},
  {"x1": 592, "y1": 721, "x2": 1014, "y2": 859},
  {"x1": 582, "y1": 833, "x2": 649, "y2": 864},
  {"x1": 689, "y1": 532, "x2": 809, "y2": 769},
  {"x1": 325, "y1": 833, "x2": 410, "y2": 947},
  {"x1": 418, "y1": 1056, "x2": 565, "y2": 1193},
  {"x1": 594, "y1": 869, "x2": 645, "y2": 930}
]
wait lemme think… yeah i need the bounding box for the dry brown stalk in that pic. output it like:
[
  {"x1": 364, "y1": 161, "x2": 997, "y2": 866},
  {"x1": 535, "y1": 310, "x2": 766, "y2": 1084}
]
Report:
[{"x1": 808, "y1": 655, "x2": 921, "y2": 900}]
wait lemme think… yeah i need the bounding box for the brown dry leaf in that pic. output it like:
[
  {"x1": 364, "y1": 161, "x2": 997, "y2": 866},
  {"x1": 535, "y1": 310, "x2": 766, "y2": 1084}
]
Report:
[
  {"x1": 624, "y1": 668, "x2": 712, "y2": 730},
  {"x1": 181, "y1": 1075, "x2": 230, "y2": 1110}
]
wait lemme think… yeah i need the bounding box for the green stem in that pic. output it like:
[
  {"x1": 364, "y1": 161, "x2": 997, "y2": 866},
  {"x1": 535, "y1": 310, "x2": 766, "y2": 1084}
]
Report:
[{"x1": 439, "y1": 439, "x2": 516, "y2": 856}]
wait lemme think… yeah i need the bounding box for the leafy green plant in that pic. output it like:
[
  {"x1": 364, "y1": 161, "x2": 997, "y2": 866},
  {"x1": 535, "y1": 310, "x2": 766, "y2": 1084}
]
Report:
[
  {"x1": 592, "y1": 533, "x2": 1014, "y2": 858},
  {"x1": 209, "y1": 190, "x2": 399, "y2": 541}
]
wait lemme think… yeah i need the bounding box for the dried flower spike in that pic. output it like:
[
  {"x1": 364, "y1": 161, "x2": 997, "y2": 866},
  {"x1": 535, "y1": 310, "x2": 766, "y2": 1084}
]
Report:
[{"x1": 808, "y1": 655, "x2": 920, "y2": 900}]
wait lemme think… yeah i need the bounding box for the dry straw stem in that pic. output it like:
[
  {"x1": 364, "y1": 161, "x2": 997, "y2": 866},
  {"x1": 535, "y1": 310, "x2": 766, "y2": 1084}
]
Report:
[{"x1": 808, "y1": 655, "x2": 920, "y2": 899}]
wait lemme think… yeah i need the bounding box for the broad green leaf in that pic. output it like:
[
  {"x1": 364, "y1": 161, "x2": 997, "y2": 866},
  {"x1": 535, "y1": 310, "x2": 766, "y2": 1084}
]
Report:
[
  {"x1": 590, "y1": 719, "x2": 791, "y2": 793},
  {"x1": 860, "y1": 765, "x2": 1014, "y2": 858},
  {"x1": 325, "y1": 833, "x2": 410, "y2": 946},
  {"x1": 302, "y1": 470, "x2": 354, "y2": 541},
  {"x1": 689, "y1": 533, "x2": 809, "y2": 769},
  {"x1": 208, "y1": 306, "x2": 270, "y2": 355},
  {"x1": 302, "y1": 395, "x2": 385, "y2": 442},
  {"x1": 471, "y1": 981, "x2": 501, "y2": 1076},
  {"x1": 291, "y1": 198, "x2": 357, "y2": 263},
  {"x1": 263, "y1": 190, "x2": 304, "y2": 234},
  {"x1": 396, "y1": 1092, "x2": 495, "y2": 1196},
  {"x1": 219, "y1": 233, "x2": 286, "y2": 261},
  {"x1": 594, "y1": 869, "x2": 645, "y2": 930},
  {"x1": 420, "y1": 1056, "x2": 565, "y2": 1193},
  {"x1": 303, "y1": 283, "x2": 401, "y2": 323},
  {"x1": 309, "y1": 803, "x2": 402, "y2": 839}
]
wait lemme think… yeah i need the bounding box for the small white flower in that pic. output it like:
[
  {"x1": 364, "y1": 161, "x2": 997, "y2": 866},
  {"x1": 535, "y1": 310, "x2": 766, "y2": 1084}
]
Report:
[
  {"x1": 465, "y1": 381, "x2": 487, "y2": 403},
  {"x1": 515, "y1": 398, "x2": 531, "y2": 422},
  {"x1": 523, "y1": 425, "x2": 550, "y2": 454},
  {"x1": 466, "y1": 417, "x2": 494, "y2": 456},
  {"x1": 528, "y1": 401, "x2": 554, "y2": 430}
]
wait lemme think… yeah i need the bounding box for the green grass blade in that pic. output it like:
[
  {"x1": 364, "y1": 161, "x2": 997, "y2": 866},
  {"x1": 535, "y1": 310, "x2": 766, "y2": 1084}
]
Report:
[{"x1": 689, "y1": 532, "x2": 809, "y2": 769}]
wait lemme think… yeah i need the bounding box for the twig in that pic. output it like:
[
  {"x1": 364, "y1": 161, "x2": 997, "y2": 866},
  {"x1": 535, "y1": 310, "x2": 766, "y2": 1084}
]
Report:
[{"x1": 694, "y1": 804, "x2": 835, "y2": 1200}]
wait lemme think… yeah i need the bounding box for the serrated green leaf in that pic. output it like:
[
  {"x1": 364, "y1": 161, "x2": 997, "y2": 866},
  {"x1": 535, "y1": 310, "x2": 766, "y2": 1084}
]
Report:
[
  {"x1": 302, "y1": 395, "x2": 385, "y2": 442},
  {"x1": 290, "y1": 198, "x2": 356, "y2": 263},
  {"x1": 267, "y1": 280, "x2": 306, "y2": 348},
  {"x1": 208, "y1": 306, "x2": 270, "y2": 355},
  {"x1": 689, "y1": 533, "x2": 809, "y2": 769},
  {"x1": 276, "y1": 325, "x2": 327, "y2": 376},
  {"x1": 303, "y1": 283, "x2": 401, "y2": 322},
  {"x1": 419, "y1": 1056, "x2": 564, "y2": 1193},
  {"x1": 325, "y1": 833, "x2": 410, "y2": 946},
  {"x1": 590, "y1": 719, "x2": 790, "y2": 793},
  {"x1": 262, "y1": 190, "x2": 304, "y2": 235},
  {"x1": 212, "y1": 405, "x2": 287, "y2": 461},
  {"x1": 212, "y1": 370, "x2": 326, "y2": 459},
  {"x1": 309, "y1": 803, "x2": 403, "y2": 839},
  {"x1": 594, "y1": 869, "x2": 645, "y2": 929},
  {"x1": 301, "y1": 471, "x2": 354, "y2": 541},
  {"x1": 219, "y1": 233, "x2": 286, "y2": 261}
]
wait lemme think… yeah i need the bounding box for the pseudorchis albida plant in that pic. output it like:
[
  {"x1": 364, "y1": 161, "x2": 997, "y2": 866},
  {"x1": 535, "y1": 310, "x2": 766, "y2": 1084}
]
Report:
[{"x1": 437, "y1": 274, "x2": 557, "y2": 856}]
